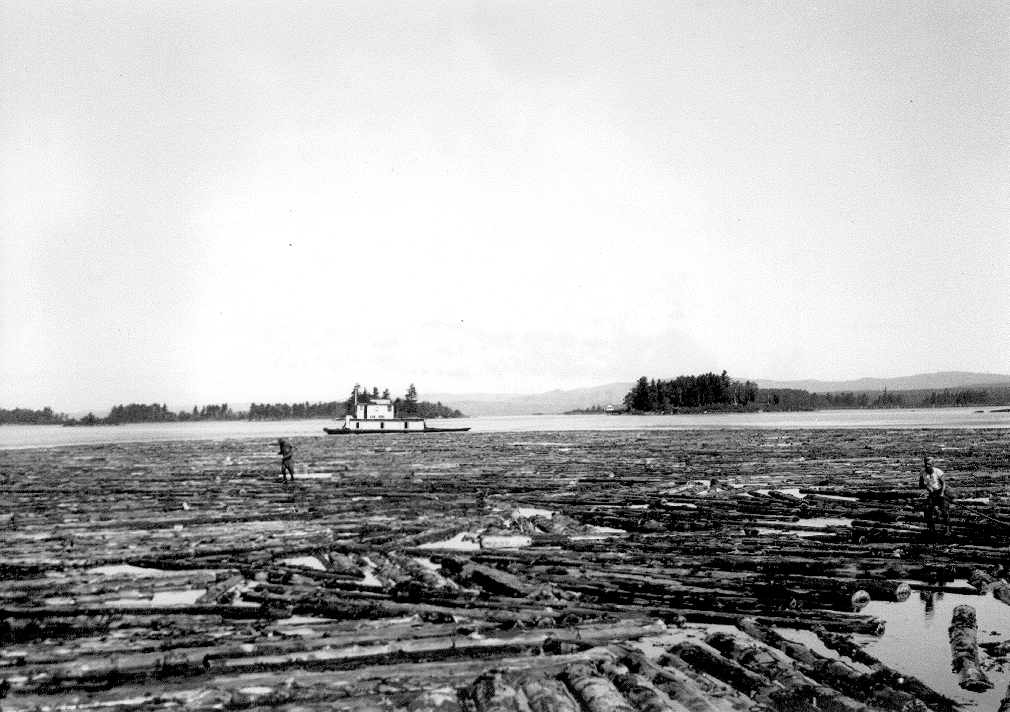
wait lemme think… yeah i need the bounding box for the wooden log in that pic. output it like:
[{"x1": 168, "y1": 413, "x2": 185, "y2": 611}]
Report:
[
  {"x1": 907, "y1": 582, "x2": 980, "y2": 596},
  {"x1": 734, "y1": 619, "x2": 928, "y2": 712},
  {"x1": 627, "y1": 653, "x2": 739, "y2": 712},
  {"x1": 388, "y1": 552, "x2": 460, "y2": 591},
  {"x1": 812, "y1": 627, "x2": 961, "y2": 712},
  {"x1": 703, "y1": 631, "x2": 870, "y2": 712},
  {"x1": 968, "y1": 568, "x2": 994, "y2": 593},
  {"x1": 195, "y1": 572, "x2": 243, "y2": 604},
  {"x1": 469, "y1": 671, "x2": 531, "y2": 712},
  {"x1": 458, "y1": 563, "x2": 533, "y2": 598},
  {"x1": 520, "y1": 675, "x2": 582, "y2": 712},
  {"x1": 993, "y1": 580, "x2": 1010, "y2": 606},
  {"x1": 948, "y1": 604, "x2": 992, "y2": 692},
  {"x1": 664, "y1": 643, "x2": 769, "y2": 699},
  {"x1": 782, "y1": 576, "x2": 912, "y2": 603},
  {"x1": 611, "y1": 672, "x2": 688, "y2": 712},
  {"x1": 562, "y1": 661, "x2": 637, "y2": 712}
]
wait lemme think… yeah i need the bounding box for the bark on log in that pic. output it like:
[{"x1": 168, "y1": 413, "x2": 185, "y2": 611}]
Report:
[
  {"x1": 612, "y1": 672, "x2": 689, "y2": 712},
  {"x1": 813, "y1": 626, "x2": 961, "y2": 712},
  {"x1": 703, "y1": 631, "x2": 870, "y2": 712},
  {"x1": 993, "y1": 580, "x2": 1010, "y2": 606},
  {"x1": 948, "y1": 604, "x2": 992, "y2": 692},
  {"x1": 521, "y1": 675, "x2": 582, "y2": 712},
  {"x1": 562, "y1": 661, "x2": 637, "y2": 712},
  {"x1": 458, "y1": 563, "x2": 533, "y2": 597},
  {"x1": 469, "y1": 671, "x2": 531, "y2": 712},
  {"x1": 786, "y1": 576, "x2": 912, "y2": 603},
  {"x1": 968, "y1": 569, "x2": 994, "y2": 593},
  {"x1": 735, "y1": 618, "x2": 928, "y2": 712},
  {"x1": 195, "y1": 573, "x2": 243, "y2": 604},
  {"x1": 637, "y1": 657, "x2": 742, "y2": 712},
  {"x1": 664, "y1": 643, "x2": 768, "y2": 699}
]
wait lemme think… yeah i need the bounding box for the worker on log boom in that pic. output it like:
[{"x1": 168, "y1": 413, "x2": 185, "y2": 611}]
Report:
[
  {"x1": 919, "y1": 455, "x2": 949, "y2": 537},
  {"x1": 278, "y1": 438, "x2": 295, "y2": 482}
]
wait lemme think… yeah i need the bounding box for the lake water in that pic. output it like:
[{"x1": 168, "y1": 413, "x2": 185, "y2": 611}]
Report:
[{"x1": 2, "y1": 407, "x2": 1009, "y2": 450}]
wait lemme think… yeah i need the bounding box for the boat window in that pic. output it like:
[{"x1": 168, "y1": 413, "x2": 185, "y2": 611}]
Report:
[
  {"x1": 380, "y1": 421, "x2": 384, "y2": 429},
  {"x1": 404, "y1": 421, "x2": 408, "y2": 429},
  {"x1": 355, "y1": 422, "x2": 359, "y2": 429}
]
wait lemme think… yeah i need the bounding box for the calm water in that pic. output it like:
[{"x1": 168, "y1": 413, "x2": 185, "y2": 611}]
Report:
[
  {"x1": 859, "y1": 585, "x2": 1010, "y2": 709},
  {"x1": 778, "y1": 585, "x2": 1010, "y2": 709},
  {"x1": 1, "y1": 407, "x2": 1009, "y2": 450}
]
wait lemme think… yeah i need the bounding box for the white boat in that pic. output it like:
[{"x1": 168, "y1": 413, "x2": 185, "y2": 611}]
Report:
[{"x1": 323, "y1": 386, "x2": 469, "y2": 434}]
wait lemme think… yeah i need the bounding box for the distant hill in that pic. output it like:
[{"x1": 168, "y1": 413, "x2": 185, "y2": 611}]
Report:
[
  {"x1": 427, "y1": 383, "x2": 634, "y2": 417},
  {"x1": 753, "y1": 371, "x2": 1010, "y2": 393}
]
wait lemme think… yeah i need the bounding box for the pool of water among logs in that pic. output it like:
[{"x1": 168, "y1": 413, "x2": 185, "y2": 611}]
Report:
[{"x1": 780, "y1": 582, "x2": 1010, "y2": 709}]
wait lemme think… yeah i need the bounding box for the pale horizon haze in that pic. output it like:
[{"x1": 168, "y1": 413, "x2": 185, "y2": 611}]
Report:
[{"x1": 2, "y1": 2, "x2": 1008, "y2": 412}]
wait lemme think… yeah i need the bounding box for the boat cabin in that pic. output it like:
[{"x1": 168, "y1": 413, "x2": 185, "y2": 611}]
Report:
[
  {"x1": 324, "y1": 385, "x2": 468, "y2": 434},
  {"x1": 356, "y1": 398, "x2": 394, "y2": 420},
  {"x1": 344, "y1": 392, "x2": 425, "y2": 431}
]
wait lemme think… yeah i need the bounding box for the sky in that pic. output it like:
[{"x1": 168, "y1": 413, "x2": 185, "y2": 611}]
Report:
[{"x1": 2, "y1": 1, "x2": 1008, "y2": 412}]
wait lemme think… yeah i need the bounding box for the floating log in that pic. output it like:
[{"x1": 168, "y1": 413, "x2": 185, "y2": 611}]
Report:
[
  {"x1": 520, "y1": 674, "x2": 582, "y2": 712},
  {"x1": 969, "y1": 568, "x2": 994, "y2": 592},
  {"x1": 948, "y1": 604, "x2": 992, "y2": 692},
  {"x1": 194, "y1": 572, "x2": 243, "y2": 604},
  {"x1": 664, "y1": 642, "x2": 769, "y2": 699},
  {"x1": 813, "y1": 626, "x2": 962, "y2": 712},
  {"x1": 562, "y1": 661, "x2": 637, "y2": 712},
  {"x1": 734, "y1": 619, "x2": 932, "y2": 712},
  {"x1": 468, "y1": 671, "x2": 528, "y2": 712},
  {"x1": 703, "y1": 631, "x2": 871, "y2": 712},
  {"x1": 611, "y1": 672, "x2": 684, "y2": 712},
  {"x1": 993, "y1": 579, "x2": 1010, "y2": 607},
  {"x1": 621, "y1": 650, "x2": 736, "y2": 712}
]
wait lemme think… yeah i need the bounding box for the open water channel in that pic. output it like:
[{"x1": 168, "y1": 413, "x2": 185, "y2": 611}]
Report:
[{"x1": 3, "y1": 406, "x2": 1010, "y2": 450}]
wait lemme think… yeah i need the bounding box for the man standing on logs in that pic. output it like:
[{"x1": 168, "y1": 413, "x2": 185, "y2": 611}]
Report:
[
  {"x1": 919, "y1": 455, "x2": 949, "y2": 537},
  {"x1": 278, "y1": 438, "x2": 295, "y2": 482}
]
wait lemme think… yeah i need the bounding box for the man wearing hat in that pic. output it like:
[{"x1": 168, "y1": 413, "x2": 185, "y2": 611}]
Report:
[{"x1": 919, "y1": 455, "x2": 949, "y2": 536}]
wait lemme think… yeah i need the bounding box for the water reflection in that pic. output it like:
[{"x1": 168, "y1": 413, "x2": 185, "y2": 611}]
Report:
[{"x1": 862, "y1": 581, "x2": 1007, "y2": 708}]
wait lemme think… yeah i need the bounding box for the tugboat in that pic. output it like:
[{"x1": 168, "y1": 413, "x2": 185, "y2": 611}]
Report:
[{"x1": 323, "y1": 385, "x2": 470, "y2": 435}]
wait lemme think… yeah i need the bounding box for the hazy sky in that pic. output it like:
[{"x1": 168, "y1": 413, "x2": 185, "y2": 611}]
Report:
[{"x1": 2, "y1": 1, "x2": 1008, "y2": 411}]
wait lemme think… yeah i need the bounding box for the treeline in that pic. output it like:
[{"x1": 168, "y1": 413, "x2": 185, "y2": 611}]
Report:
[
  {"x1": 66, "y1": 401, "x2": 349, "y2": 425},
  {"x1": 564, "y1": 404, "x2": 613, "y2": 415},
  {"x1": 248, "y1": 402, "x2": 345, "y2": 420},
  {"x1": 108, "y1": 403, "x2": 177, "y2": 423},
  {"x1": 66, "y1": 402, "x2": 248, "y2": 426},
  {"x1": 405, "y1": 401, "x2": 465, "y2": 419},
  {"x1": 750, "y1": 386, "x2": 1010, "y2": 410},
  {"x1": 0, "y1": 407, "x2": 69, "y2": 425},
  {"x1": 621, "y1": 373, "x2": 1010, "y2": 413},
  {"x1": 51, "y1": 384, "x2": 465, "y2": 426},
  {"x1": 624, "y1": 372, "x2": 760, "y2": 412}
]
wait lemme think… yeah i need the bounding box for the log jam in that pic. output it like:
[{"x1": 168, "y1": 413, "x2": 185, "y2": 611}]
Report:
[{"x1": 2, "y1": 428, "x2": 1010, "y2": 710}]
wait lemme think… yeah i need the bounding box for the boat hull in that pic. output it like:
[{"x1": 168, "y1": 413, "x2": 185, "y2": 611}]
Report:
[{"x1": 323, "y1": 426, "x2": 470, "y2": 434}]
